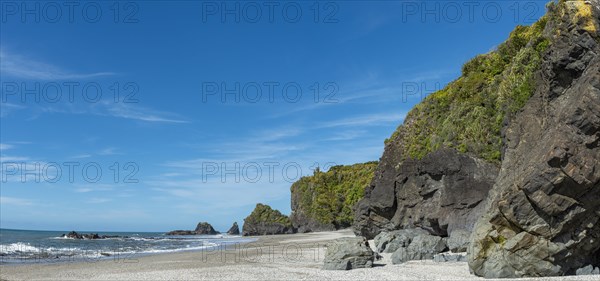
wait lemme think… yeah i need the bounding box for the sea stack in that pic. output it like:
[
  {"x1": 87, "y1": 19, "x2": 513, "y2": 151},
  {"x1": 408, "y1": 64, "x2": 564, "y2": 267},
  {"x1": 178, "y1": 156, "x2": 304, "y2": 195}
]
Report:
[
  {"x1": 195, "y1": 222, "x2": 219, "y2": 235},
  {"x1": 227, "y1": 222, "x2": 240, "y2": 235},
  {"x1": 242, "y1": 203, "x2": 294, "y2": 236}
]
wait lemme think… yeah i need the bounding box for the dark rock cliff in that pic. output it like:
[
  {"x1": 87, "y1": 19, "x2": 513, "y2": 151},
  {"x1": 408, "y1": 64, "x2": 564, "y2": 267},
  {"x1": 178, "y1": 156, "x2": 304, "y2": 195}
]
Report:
[
  {"x1": 353, "y1": 1, "x2": 600, "y2": 277},
  {"x1": 469, "y1": 0, "x2": 600, "y2": 277},
  {"x1": 353, "y1": 149, "x2": 498, "y2": 240},
  {"x1": 353, "y1": 0, "x2": 554, "y2": 242}
]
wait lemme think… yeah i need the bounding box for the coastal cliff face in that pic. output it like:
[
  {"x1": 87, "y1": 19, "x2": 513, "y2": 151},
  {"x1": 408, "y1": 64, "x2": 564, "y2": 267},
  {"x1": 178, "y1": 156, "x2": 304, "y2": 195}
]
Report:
[
  {"x1": 242, "y1": 203, "x2": 294, "y2": 236},
  {"x1": 353, "y1": 0, "x2": 552, "y2": 240},
  {"x1": 290, "y1": 162, "x2": 377, "y2": 233},
  {"x1": 354, "y1": 149, "x2": 498, "y2": 239},
  {"x1": 469, "y1": 0, "x2": 600, "y2": 278}
]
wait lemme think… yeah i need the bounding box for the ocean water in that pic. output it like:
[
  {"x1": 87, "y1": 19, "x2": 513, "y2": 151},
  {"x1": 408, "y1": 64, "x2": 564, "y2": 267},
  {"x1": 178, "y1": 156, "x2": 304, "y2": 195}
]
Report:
[{"x1": 0, "y1": 228, "x2": 255, "y2": 264}]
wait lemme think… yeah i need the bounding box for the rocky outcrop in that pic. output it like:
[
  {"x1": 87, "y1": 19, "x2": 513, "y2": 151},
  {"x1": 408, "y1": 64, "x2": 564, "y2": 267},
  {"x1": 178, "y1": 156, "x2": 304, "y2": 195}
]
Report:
[
  {"x1": 434, "y1": 252, "x2": 467, "y2": 263},
  {"x1": 371, "y1": 227, "x2": 473, "y2": 265},
  {"x1": 195, "y1": 222, "x2": 219, "y2": 235},
  {"x1": 61, "y1": 231, "x2": 125, "y2": 239},
  {"x1": 354, "y1": 149, "x2": 498, "y2": 240},
  {"x1": 391, "y1": 233, "x2": 448, "y2": 264},
  {"x1": 469, "y1": 0, "x2": 600, "y2": 278},
  {"x1": 447, "y1": 229, "x2": 470, "y2": 253},
  {"x1": 242, "y1": 203, "x2": 294, "y2": 236},
  {"x1": 165, "y1": 230, "x2": 196, "y2": 236},
  {"x1": 323, "y1": 237, "x2": 375, "y2": 270},
  {"x1": 373, "y1": 228, "x2": 428, "y2": 253},
  {"x1": 576, "y1": 265, "x2": 600, "y2": 275},
  {"x1": 290, "y1": 162, "x2": 377, "y2": 233},
  {"x1": 166, "y1": 222, "x2": 220, "y2": 235},
  {"x1": 227, "y1": 222, "x2": 240, "y2": 235}
]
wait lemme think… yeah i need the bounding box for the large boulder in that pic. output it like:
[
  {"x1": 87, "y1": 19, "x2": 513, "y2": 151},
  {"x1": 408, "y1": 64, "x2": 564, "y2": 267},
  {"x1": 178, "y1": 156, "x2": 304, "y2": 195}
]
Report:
[
  {"x1": 447, "y1": 229, "x2": 471, "y2": 253},
  {"x1": 195, "y1": 222, "x2": 219, "y2": 235},
  {"x1": 227, "y1": 222, "x2": 240, "y2": 235},
  {"x1": 354, "y1": 149, "x2": 498, "y2": 239},
  {"x1": 373, "y1": 228, "x2": 428, "y2": 253},
  {"x1": 242, "y1": 203, "x2": 295, "y2": 236},
  {"x1": 469, "y1": 1, "x2": 600, "y2": 278},
  {"x1": 323, "y1": 237, "x2": 375, "y2": 270},
  {"x1": 576, "y1": 265, "x2": 600, "y2": 276},
  {"x1": 391, "y1": 234, "x2": 447, "y2": 264},
  {"x1": 434, "y1": 252, "x2": 468, "y2": 263}
]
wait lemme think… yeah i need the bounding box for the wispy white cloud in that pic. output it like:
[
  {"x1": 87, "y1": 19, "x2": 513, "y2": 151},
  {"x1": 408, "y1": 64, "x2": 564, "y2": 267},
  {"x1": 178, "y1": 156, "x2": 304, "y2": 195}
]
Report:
[
  {"x1": 318, "y1": 112, "x2": 406, "y2": 128},
  {"x1": 268, "y1": 70, "x2": 452, "y2": 118},
  {"x1": 0, "y1": 49, "x2": 187, "y2": 124},
  {"x1": 86, "y1": 198, "x2": 112, "y2": 204},
  {"x1": 70, "y1": 154, "x2": 92, "y2": 159},
  {"x1": 18, "y1": 101, "x2": 189, "y2": 124},
  {"x1": 252, "y1": 127, "x2": 304, "y2": 142},
  {"x1": 149, "y1": 179, "x2": 289, "y2": 213},
  {"x1": 0, "y1": 103, "x2": 26, "y2": 117},
  {"x1": 98, "y1": 102, "x2": 189, "y2": 124},
  {"x1": 69, "y1": 147, "x2": 118, "y2": 160},
  {"x1": 0, "y1": 196, "x2": 34, "y2": 206},
  {"x1": 0, "y1": 155, "x2": 30, "y2": 162},
  {"x1": 0, "y1": 143, "x2": 14, "y2": 150},
  {"x1": 0, "y1": 49, "x2": 115, "y2": 80},
  {"x1": 98, "y1": 147, "x2": 118, "y2": 155},
  {"x1": 72, "y1": 184, "x2": 115, "y2": 193},
  {"x1": 321, "y1": 129, "x2": 368, "y2": 141}
]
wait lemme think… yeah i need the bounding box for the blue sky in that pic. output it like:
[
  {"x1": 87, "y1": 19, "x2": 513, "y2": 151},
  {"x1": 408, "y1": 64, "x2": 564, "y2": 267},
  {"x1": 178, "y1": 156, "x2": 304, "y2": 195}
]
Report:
[{"x1": 0, "y1": 1, "x2": 546, "y2": 232}]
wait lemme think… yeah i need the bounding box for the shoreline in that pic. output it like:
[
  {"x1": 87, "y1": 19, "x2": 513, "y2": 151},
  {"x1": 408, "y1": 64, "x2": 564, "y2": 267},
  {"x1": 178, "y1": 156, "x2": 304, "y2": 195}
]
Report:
[
  {"x1": 0, "y1": 229, "x2": 597, "y2": 281},
  {"x1": 0, "y1": 236, "x2": 259, "y2": 267}
]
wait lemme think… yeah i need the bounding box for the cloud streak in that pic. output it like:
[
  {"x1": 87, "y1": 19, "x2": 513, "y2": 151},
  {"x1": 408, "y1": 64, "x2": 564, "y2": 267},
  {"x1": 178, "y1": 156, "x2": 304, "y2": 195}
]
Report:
[
  {"x1": 0, "y1": 196, "x2": 34, "y2": 206},
  {"x1": 0, "y1": 49, "x2": 115, "y2": 80},
  {"x1": 101, "y1": 102, "x2": 189, "y2": 124},
  {"x1": 0, "y1": 143, "x2": 14, "y2": 150},
  {"x1": 318, "y1": 112, "x2": 406, "y2": 128}
]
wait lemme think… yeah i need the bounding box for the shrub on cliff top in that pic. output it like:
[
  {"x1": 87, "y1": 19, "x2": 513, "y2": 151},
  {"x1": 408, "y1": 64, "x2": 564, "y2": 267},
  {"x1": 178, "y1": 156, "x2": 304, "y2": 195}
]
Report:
[
  {"x1": 244, "y1": 203, "x2": 292, "y2": 227},
  {"x1": 386, "y1": 13, "x2": 551, "y2": 163},
  {"x1": 291, "y1": 162, "x2": 378, "y2": 227}
]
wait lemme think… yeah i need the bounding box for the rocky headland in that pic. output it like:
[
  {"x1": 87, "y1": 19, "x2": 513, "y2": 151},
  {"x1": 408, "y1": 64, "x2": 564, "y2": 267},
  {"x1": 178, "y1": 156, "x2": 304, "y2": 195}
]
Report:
[
  {"x1": 242, "y1": 203, "x2": 295, "y2": 236},
  {"x1": 166, "y1": 221, "x2": 220, "y2": 235}
]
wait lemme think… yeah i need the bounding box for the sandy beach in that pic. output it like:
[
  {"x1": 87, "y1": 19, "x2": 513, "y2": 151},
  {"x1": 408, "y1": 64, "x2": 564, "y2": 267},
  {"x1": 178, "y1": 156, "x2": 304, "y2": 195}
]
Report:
[{"x1": 0, "y1": 229, "x2": 597, "y2": 281}]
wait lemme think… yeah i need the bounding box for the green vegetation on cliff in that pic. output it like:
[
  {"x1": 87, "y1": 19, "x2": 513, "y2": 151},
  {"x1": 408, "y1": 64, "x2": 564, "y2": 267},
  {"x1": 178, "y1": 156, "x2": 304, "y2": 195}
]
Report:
[
  {"x1": 291, "y1": 162, "x2": 378, "y2": 227},
  {"x1": 386, "y1": 13, "x2": 551, "y2": 162},
  {"x1": 244, "y1": 203, "x2": 292, "y2": 227}
]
